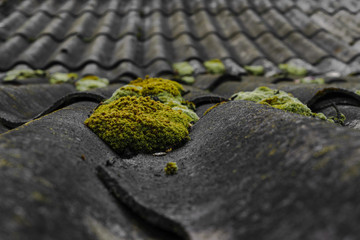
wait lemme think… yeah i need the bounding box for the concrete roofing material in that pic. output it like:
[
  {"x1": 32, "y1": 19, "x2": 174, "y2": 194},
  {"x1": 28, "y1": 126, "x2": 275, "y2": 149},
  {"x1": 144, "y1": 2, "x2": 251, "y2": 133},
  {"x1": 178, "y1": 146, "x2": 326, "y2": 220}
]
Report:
[{"x1": 1, "y1": 1, "x2": 360, "y2": 240}]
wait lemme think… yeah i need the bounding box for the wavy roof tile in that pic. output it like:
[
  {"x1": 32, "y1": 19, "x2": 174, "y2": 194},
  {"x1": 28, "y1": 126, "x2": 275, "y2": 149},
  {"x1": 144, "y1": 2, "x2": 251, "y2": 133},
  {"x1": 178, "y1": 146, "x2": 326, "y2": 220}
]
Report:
[
  {"x1": 1, "y1": 0, "x2": 360, "y2": 79},
  {"x1": 2, "y1": 1, "x2": 360, "y2": 239}
]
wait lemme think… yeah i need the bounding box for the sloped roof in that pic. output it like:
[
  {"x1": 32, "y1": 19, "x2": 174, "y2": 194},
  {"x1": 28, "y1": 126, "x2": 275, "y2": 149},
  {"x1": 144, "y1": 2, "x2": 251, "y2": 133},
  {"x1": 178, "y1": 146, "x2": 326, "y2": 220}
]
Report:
[
  {"x1": 1, "y1": 1, "x2": 360, "y2": 240},
  {"x1": 1, "y1": 0, "x2": 360, "y2": 79}
]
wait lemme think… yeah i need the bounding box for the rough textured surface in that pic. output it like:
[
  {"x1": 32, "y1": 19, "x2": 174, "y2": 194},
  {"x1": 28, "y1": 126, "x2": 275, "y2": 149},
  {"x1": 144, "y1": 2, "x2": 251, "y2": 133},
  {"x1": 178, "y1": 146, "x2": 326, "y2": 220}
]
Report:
[
  {"x1": 1, "y1": 0, "x2": 360, "y2": 80},
  {"x1": 99, "y1": 101, "x2": 360, "y2": 240},
  {"x1": 1, "y1": 1, "x2": 360, "y2": 240}
]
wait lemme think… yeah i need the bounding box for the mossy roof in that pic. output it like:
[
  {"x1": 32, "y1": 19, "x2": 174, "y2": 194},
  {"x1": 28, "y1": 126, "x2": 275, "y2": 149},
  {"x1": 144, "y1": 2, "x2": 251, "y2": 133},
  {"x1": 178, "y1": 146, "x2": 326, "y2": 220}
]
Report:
[{"x1": 1, "y1": 1, "x2": 360, "y2": 239}]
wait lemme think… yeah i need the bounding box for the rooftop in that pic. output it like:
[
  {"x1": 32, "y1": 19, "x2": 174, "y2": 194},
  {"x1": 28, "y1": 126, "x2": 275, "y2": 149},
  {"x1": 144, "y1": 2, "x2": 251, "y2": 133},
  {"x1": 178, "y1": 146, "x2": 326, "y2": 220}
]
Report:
[{"x1": 1, "y1": 1, "x2": 360, "y2": 240}]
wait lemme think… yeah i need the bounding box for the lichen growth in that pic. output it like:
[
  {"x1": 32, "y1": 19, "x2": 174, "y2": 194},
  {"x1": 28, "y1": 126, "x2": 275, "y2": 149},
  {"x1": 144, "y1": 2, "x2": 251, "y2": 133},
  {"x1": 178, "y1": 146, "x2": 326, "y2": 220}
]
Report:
[
  {"x1": 164, "y1": 162, "x2": 178, "y2": 175},
  {"x1": 244, "y1": 65, "x2": 264, "y2": 76},
  {"x1": 278, "y1": 64, "x2": 307, "y2": 76},
  {"x1": 231, "y1": 86, "x2": 329, "y2": 121},
  {"x1": 173, "y1": 62, "x2": 194, "y2": 76},
  {"x1": 49, "y1": 73, "x2": 78, "y2": 84},
  {"x1": 75, "y1": 75, "x2": 109, "y2": 91},
  {"x1": 203, "y1": 101, "x2": 227, "y2": 116},
  {"x1": 104, "y1": 76, "x2": 199, "y2": 122},
  {"x1": 84, "y1": 96, "x2": 192, "y2": 154},
  {"x1": 204, "y1": 59, "x2": 225, "y2": 74},
  {"x1": 4, "y1": 69, "x2": 49, "y2": 82}
]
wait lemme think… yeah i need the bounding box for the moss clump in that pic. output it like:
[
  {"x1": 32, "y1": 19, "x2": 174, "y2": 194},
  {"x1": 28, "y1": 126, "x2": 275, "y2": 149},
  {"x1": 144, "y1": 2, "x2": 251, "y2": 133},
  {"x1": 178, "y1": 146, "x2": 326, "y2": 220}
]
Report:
[
  {"x1": 104, "y1": 76, "x2": 199, "y2": 122},
  {"x1": 85, "y1": 96, "x2": 191, "y2": 154},
  {"x1": 180, "y1": 76, "x2": 195, "y2": 84},
  {"x1": 244, "y1": 65, "x2": 264, "y2": 76},
  {"x1": 164, "y1": 162, "x2": 178, "y2": 175},
  {"x1": 204, "y1": 59, "x2": 225, "y2": 74},
  {"x1": 173, "y1": 62, "x2": 194, "y2": 76},
  {"x1": 4, "y1": 69, "x2": 49, "y2": 82},
  {"x1": 231, "y1": 86, "x2": 329, "y2": 120},
  {"x1": 295, "y1": 77, "x2": 324, "y2": 84},
  {"x1": 49, "y1": 73, "x2": 78, "y2": 84},
  {"x1": 130, "y1": 75, "x2": 184, "y2": 97},
  {"x1": 279, "y1": 64, "x2": 307, "y2": 76},
  {"x1": 75, "y1": 75, "x2": 109, "y2": 91}
]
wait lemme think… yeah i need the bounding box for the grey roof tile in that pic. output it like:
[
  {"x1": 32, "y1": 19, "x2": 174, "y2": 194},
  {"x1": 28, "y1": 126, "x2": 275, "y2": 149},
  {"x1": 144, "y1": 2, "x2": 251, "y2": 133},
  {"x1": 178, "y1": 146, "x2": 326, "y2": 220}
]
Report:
[
  {"x1": 238, "y1": 9, "x2": 268, "y2": 38},
  {"x1": 255, "y1": 32, "x2": 295, "y2": 63},
  {"x1": 262, "y1": 9, "x2": 295, "y2": 38},
  {"x1": 312, "y1": 31, "x2": 360, "y2": 62},
  {"x1": 0, "y1": 0, "x2": 359, "y2": 78},
  {"x1": 284, "y1": 32, "x2": 328, "y2": 64},
  {"x1": 285, "y1": 8, "x2": 322, "y2": 37}
]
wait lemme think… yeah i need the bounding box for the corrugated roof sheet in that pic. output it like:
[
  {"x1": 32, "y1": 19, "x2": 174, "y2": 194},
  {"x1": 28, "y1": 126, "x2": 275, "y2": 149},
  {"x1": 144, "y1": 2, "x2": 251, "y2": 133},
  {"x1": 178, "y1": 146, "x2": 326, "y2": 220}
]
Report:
[
  {"x1": 1, "y1": 0, "x2": 360, "y2": 80},
  {"x1": 2, "y1": 1, "x2": 360, "y2": 240}
]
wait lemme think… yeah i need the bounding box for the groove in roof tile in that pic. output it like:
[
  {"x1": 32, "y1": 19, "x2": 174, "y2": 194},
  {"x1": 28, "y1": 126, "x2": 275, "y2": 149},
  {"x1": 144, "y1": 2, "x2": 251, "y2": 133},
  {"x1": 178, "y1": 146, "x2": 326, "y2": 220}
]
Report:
[
  {"x1": 238, "y1": 9, "x2": 268, "y2": 38},
  {"x1": 255, "y1": 32, "x2": 295, "y2": 64},
  {"x1": 312, "y1": 31, "x2": 360, "y2": 63},
  {"x1": 285, "y1": 8, "x2": 322, "y2": 37},
  {"x1": 284, "y1": 32, "x2": 328, "y2": 64},
  {"x1": 262, "y1": 9, "x2": 295, "y2": 38},
  {"x1": 311, "y1": 11, "x2": 357, "y2": 44}
]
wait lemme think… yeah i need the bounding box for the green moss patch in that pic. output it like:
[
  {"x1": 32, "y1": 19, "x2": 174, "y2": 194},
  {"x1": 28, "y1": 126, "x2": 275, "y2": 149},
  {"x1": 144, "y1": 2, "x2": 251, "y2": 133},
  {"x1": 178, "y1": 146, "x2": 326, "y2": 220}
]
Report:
[
  {"x1": 49, "y1": 73, "x2": 78, "y2": 84},
  {"x1": 279, "y1": 64, "x2": 307, "y2": 76},
  {"x1": 295, "y1": 77, "x2": 324, "y2": 84},
  {"x1": 231, "y1": 86, "x2": 329, "y2": 121},
  {"x1": 105, "y1": 76, "x2": 199, "y2": 122},
  {"x1": 85, "y1": 96, "x2": 191, "y2": 154},
  {"x1": 164, "y1": 162, "x2": 178, "y2": 175},
  {"x1": 204, "y1": 59, "x2": 225, "y2": 74},
  {"x1": 4, "y1": 69, "x2": 49, "y2": 82},
  {"x1": 244, "y1": 65, "x2": 264, "y2": 76},
  {"x1": 75, "y1": 75, "x2": 109, "y2": 91},
  {"x1": 173, "y1": 62, "x2": 194, "y2": 76}
]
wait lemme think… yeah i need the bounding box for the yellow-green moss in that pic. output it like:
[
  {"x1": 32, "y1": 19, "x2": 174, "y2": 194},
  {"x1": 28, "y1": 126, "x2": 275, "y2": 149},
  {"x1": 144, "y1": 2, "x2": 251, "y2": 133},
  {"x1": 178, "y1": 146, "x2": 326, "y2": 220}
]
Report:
[
  {"x1": 130, "y1": 75, "x2": 184, "y2": 97},
  {"x1": 203, "y1": 101, "x2": 227, "y2": 116},
  {"x1": 49, "y1": 73, "x2": 78, "y2": 84},
  {"x1": 104, "y1": 76, "x2": 199, "y2": 122},
  {"x1": 295, "y1": 76, "x2": 324, "y2": 84},
  {"x1": 85, "y1": 96, "x2": 192, "y2": 153},
  {"x1": 4, "y1": 69, "x2": 49, "y2": 81},
  {"x1": 244, "y1": 65, "x2": 264, "y2": 76},
  {"x1": 173, "y1": 62, "x2": 194, "y2": 76},
  {"x1": 231, "y1": 86, "x2": 329, "y2": 121},
  {"x1": 164, "y1": 162, "x2": 178, "y2": 175},
  {"x1": 279, "y1": 64, "x2": 307, "y2": 76},
  {"x1": 204, "y1": 59, "x2": 225, "y2": 74},
  {"x1": 75, "y1": 75, "x2": 109, "y2": 91},
  {"x1": 180, "y1": 76, "x2": 195, "y2": 84}
]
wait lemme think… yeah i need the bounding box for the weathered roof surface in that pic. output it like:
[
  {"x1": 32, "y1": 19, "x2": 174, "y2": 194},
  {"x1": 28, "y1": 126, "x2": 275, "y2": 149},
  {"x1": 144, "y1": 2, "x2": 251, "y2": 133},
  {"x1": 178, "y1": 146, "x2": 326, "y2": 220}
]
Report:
[
  {"x1": 2, "y1": 1, "x2": 360, "y2": 240},
  {"x1": 1, "y1": 0, "x2": 360, "y2": 79}
]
